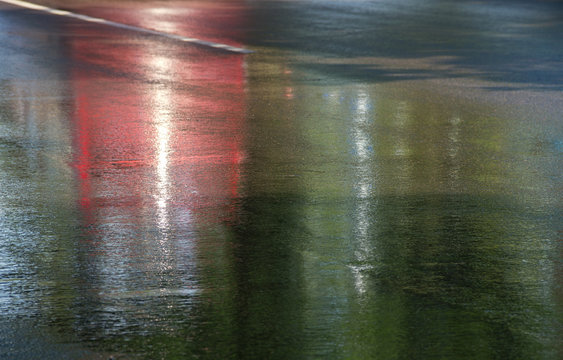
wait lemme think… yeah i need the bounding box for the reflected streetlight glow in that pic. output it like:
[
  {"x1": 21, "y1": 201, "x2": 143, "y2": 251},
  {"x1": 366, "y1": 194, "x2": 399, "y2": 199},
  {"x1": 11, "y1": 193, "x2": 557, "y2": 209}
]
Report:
[
  {"x1": 143, "y1": 53, "x2": 176, "y2": 237},
  {"x1": 350, "y1": 87, "x2": 376, "y2": 296},
  {"x1": 393, "y1": 101, "x2": 410, "y2": 157},
  {"x1": 152, "y1": 86, "x2": 173, "y2": 234},
  {"x1": 447, "y1": 116, "x2": 462, "y2": 187},
  {"x1": 155, "y1": 117, "x2": 170, "y2": 231}
]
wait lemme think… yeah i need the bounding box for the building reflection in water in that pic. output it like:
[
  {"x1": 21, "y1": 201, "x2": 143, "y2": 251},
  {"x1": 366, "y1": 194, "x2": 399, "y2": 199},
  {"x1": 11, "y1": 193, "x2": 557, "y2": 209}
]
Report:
[
  {"x1": 63, "y1": 7, "x2": 247, "y2": 351},
  {"x1": 0, "y1": 3, "x2": 559, "y2": 357},
  {"x1": 242, "y1": 56, "x2": 560, "y2": 357}
]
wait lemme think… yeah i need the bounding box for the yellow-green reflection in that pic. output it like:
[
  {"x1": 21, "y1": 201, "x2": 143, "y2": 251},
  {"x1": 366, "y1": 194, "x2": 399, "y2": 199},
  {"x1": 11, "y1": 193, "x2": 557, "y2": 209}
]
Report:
[{"x1": 239, "y1": 54, "x2": 560, "y2": 358}]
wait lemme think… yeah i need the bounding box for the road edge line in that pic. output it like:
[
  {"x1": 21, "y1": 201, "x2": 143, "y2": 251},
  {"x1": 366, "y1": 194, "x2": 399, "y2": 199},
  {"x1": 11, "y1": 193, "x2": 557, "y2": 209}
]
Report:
[{"x1": 0, "y1": 0, "x2": 253, "y2": 54}]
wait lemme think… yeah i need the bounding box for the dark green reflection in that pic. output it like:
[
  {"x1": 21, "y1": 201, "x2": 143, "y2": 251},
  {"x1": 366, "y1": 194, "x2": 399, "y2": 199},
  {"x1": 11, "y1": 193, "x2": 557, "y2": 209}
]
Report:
[
  {"x1": 228, "y1": 196, "x2": 307, "y2": 359},
  {"x1": 238, "y1": 66, "x2": 560, "y2": 359},
  {"x1": 344, "y1": 194, "x2": 558, "y2": 360}
]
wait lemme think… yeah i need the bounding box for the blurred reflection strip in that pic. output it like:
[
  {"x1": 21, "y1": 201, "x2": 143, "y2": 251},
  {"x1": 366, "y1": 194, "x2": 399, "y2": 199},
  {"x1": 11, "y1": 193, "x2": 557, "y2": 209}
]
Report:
[{"x1": 0, "y1": 0, "x2": 253, "y2": 54}]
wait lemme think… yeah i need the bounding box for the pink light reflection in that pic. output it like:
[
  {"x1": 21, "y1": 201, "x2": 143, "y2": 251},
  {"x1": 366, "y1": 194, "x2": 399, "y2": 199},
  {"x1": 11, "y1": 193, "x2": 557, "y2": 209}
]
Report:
[{"x1": 67, "y1": 4, "x2": 248, "y2": 253}]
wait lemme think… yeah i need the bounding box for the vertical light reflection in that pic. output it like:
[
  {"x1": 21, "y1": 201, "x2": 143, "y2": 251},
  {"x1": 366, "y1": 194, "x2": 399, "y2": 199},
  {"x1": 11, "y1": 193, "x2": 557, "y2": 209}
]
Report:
[
  {"x1": 447, "y1": 115, "x2": 462, "y2": 189},
  {"x1": 151, "y1": 81, "x2": 173, "y2": 235},
  {"x1": 9, "y1": 1, "x2": 253, "y2": 356},
  {"x1": 66, "y1": 22, "x2": 197, "y2": 333},
  {"x1": 349, "y1": 86, "x2": 376, "y2": 296},
  {"x1": 140, "y1": 52, "x2": 188, "y2": 281},
  {"x1": 393, "y1": 101, "x2": 410, "y2": 157},
  {"x1": 393, "y1": 100, "x2": 412, "y2": 195}
]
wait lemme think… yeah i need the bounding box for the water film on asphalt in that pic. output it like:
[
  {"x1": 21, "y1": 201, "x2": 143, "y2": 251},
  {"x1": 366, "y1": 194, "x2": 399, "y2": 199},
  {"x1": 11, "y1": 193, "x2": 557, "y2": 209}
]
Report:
[{"x1": 0, "y1": 0, "x2": 561, "y2": 359}]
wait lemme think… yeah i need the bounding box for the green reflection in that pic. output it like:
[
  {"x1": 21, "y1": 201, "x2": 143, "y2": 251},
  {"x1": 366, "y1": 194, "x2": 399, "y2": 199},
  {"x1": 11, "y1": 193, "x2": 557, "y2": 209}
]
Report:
[
  {"x1": 241, "y1": 63, "x2": 560, "y2": 359},
  {"x1": 1, "y1": 35, "x2": 560, "y2": 360}
]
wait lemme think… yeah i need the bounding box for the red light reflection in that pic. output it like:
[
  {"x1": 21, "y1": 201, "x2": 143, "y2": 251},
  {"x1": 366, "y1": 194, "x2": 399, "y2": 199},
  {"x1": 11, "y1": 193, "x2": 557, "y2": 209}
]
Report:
[
  {"x1": 75, "y1": 0, "x2": 249, "y2": 49},
  {"x1": 67, "y1": 5, "x2": 247, "y2": 240}
]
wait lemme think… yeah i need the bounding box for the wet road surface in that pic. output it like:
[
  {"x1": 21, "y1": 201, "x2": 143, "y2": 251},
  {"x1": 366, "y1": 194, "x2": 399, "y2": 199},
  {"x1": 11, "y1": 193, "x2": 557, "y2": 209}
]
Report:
[{"x1": 0, "y1": 0, "x2": 561, "y2": 359}]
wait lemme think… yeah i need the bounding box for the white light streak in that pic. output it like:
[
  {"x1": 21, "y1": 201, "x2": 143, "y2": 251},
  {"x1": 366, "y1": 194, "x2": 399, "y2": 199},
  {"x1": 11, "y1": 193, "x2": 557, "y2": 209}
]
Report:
[{"x1": 0, "y1": 0, "x2": 253, "y2": 54}]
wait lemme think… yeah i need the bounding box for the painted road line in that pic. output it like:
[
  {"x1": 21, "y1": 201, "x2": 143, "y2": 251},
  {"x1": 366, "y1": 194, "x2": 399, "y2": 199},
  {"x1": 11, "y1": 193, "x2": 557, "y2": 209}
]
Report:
[{"x1": 0, "y1": 0, "x2": 253, "y2": 54}]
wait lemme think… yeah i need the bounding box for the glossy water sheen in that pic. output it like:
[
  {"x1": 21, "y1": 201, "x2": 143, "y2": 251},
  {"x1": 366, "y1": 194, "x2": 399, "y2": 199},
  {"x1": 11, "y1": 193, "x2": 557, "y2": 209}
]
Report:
[{"x1": 0, "y1": 0, "x2": 561, "y2": 359}]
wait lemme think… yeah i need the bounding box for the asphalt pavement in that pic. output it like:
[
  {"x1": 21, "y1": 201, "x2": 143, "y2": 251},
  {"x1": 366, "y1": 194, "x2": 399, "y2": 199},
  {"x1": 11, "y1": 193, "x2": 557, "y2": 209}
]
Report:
[{"x1": 0, "y1": 1, "x2": 561, "y2": 359}]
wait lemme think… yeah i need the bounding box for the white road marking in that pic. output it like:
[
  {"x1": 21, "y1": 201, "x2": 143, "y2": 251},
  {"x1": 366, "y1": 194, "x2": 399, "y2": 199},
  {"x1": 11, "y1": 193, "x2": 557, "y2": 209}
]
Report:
[{"x1": 0, "y1": 0, "x2": 253, "y2": 54}]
